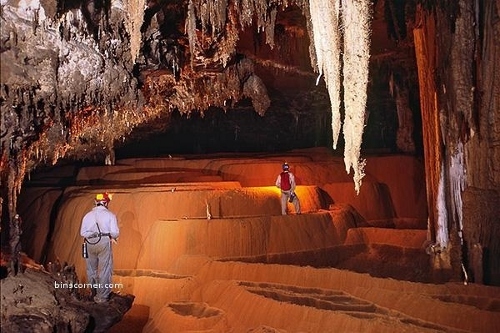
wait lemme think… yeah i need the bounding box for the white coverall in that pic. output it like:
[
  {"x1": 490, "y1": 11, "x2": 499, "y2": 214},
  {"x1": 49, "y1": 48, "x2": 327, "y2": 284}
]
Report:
[{"x1": 80, "y1": 205, "x2": 119, "y2": 303}]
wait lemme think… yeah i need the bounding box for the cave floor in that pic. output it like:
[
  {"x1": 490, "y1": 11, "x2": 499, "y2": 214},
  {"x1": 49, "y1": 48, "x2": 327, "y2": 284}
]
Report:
[{"x1": 8, "y1": 148, "x2": 500, "y2": 332}]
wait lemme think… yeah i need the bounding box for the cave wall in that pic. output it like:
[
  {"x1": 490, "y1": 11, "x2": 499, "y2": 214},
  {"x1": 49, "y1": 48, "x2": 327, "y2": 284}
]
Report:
[
  {"x1": 415, "y1": 1, "x2": 500, "y2": 285},
  {"x1": 463, "y1": 0, "x2": 500, "y2": 285}
]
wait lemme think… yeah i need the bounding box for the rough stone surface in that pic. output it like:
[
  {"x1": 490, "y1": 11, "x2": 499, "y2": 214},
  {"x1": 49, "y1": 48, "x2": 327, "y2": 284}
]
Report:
[{"x1": 0, "y1": 259, "x2": 134, "y2": 333}]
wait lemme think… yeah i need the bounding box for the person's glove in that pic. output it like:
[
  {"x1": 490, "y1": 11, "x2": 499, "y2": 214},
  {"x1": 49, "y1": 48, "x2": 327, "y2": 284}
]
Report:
[{"x1": 289, "y1": 193, "x2": 295, "y2": 203}]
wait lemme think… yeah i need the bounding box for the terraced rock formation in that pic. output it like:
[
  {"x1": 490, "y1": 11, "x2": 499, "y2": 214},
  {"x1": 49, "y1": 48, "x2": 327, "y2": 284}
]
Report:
[{"x1": 12, "y1": 148, "x2": 499, "y2": 332}]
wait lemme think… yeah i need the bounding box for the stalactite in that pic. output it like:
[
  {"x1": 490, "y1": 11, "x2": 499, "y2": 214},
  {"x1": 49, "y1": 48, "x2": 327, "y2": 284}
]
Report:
[
  {"x1": 195, "y1": 0, "x2": 228, "y2": 35},
  {"x1": 308, "y1": 0, "x2": 372, "y2": 193},
  {"x1": 450, "y1": 141, "x2": 465, "y2": 242},
  {"x1": 265, "y1": 7, "x2": 277, "y2": 48},
  {"x1": 188, "y1": 0, "x2": 282, "y2": 69},
  {"x1": 437, "y1": 165, "x2": 450, "y2": 248},
  {"x1": 238, "y1": 0, "x2": 255, "y2": 28},
  {"x1": 253, "y1": 0, "x2": 270, "y2": 32},
  {"x1": 342, "y1": 0, "x2": 372, "y2": 194},
  {"x1": 114, "y1": 0, "x2": 144, "y2": 63},
  {"x1": 187, "y1": 0, "x2": 198, "y2": 68},
  {"x1": 308, "y1": 0, "x2": 341, "y2": 148},
  {"x1": 214, "y1": 2, "x2": 241, "y2": 67},
  {"x1": 5, "y1": 151, "x2": 28, "y2": 222}
]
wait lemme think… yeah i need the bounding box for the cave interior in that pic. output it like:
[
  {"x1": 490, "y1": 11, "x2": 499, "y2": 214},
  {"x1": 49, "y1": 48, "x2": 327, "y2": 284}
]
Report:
[
  {"x1": 1, "y1": 0, "x2": 500, "y2": 300},
  {"x1": 2, "y1": 0, "x2": 500, "y2": 331}
]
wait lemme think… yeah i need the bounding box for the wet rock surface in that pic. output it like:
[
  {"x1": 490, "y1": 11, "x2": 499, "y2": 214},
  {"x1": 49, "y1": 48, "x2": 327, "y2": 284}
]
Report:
[{"x1": 1, "y1": 260, "x2": 134, "y2": 333}]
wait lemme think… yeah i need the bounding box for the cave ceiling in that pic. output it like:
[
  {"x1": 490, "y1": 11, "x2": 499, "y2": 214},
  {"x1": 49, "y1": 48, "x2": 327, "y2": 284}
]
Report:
[{"x1": 0, "y1": 0, "x2": 417, "y2": 215}]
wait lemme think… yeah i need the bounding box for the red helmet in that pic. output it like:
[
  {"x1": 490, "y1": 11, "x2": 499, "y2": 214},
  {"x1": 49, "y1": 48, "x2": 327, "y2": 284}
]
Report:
[{"x1": 95, "y1": 192, "x2": 111, "y2": 205}]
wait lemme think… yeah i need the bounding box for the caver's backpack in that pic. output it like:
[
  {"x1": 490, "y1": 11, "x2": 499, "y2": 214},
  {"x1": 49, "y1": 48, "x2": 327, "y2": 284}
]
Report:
[{"x1": 280, "y1": 172, "x2": 291, "y2": 191}]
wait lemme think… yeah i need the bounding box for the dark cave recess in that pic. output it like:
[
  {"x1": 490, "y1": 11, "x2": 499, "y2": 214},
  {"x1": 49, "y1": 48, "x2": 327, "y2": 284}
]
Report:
[{"x1": 114, "y1": 86, "x2": 418, "y2": 159}]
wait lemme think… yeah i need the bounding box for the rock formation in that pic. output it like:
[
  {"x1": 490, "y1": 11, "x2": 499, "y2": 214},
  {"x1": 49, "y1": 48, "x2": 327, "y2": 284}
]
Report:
[
  {"x1": 1, "y1": 0, "x2": 500, "y2": 330},
  {"x1": 10, "y1": 149, "x2": 500, "y2": 332},
  {"x1": 0, "y1": 253, "x2": 134, "y2": 332}
]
